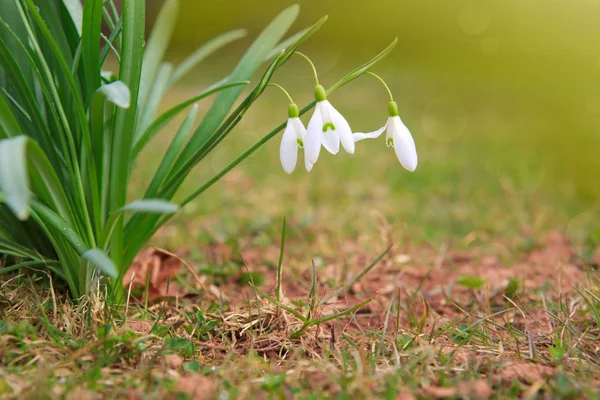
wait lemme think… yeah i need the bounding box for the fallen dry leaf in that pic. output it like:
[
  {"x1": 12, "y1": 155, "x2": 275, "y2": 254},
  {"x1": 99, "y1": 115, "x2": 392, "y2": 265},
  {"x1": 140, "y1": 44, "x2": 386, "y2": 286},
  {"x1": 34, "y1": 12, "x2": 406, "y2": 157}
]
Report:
[
  {"x1": 123, "y1": 248, "x2": 185, "y2": 300},
  {"x1": 176, "y1": 374, "x2": 214, "y2": 400}
]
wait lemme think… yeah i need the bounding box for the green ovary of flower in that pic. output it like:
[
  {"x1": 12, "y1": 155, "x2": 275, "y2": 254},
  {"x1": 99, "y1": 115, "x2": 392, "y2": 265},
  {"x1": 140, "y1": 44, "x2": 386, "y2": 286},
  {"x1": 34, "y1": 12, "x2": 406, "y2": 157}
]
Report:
[{"x1": 322, "y1": 122, "x2": 336, "y2": 132}]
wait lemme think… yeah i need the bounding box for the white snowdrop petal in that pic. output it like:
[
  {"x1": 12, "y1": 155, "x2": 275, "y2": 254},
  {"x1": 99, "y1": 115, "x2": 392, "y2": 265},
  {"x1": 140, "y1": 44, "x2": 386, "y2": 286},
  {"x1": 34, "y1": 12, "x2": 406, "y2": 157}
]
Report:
[
  {"x1": 306, "y1": 107, "x2": 324, "y2": 164},
  {"x1": 391, "y1": 116, "x2": 418, "y2": 171},
  {"x1": 318, "y1": 101, "x2": 340, "y2": 154},
  {"x1": 330, "y1": 103, "x2": 354, "y2": 154},
  {"x1": 353, "y1": 123, "x2": 387, "y2": 142},
  {"x1": 280, "y1": 119, "x2": 299, "y2": 174},
  {"x1": 321, "y1": 129, "x2": 340, "y2": 154},
  {"x1": 293, "y1": 118, "x2": 307, "y2": 142}
]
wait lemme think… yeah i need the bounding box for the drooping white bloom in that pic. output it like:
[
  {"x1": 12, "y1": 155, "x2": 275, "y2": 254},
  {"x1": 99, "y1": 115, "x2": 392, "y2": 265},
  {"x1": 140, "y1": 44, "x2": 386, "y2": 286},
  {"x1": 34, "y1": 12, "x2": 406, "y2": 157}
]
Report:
[
  {"x1": 280, "y1": 104, "x2": 307, "y2": 174},
  {"x1": 353, "y1": 101, "x2": 418, "y2": 172},
  {"x1": 304, "y1": 85, "x2": 354, "y2": 171}
]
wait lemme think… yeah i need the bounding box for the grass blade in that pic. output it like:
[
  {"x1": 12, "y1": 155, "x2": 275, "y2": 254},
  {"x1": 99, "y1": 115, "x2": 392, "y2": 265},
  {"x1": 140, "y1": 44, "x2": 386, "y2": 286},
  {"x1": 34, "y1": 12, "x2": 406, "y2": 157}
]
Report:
[
  {"x1": 276, "y1": 217, "x2": 286, "y2": 302},
  {"x1": 108, "y1": 0, "x2": 145, "y2": 268},
  {"x1": 81, "y1": 0, "x2": 103, "y2": 100},
  {"x1": 173, "y1": 4, "x2": 300, "y2": 172},
  {"x1": 131, "y1": 81, "x2": 248, "y2": 158},
  {"x1": 61, "y1": 0, "x2": 83, "y2": 36},
  {"x1": 319, "y1": 246, "x2": 391, "y2": 306},
  {"x1": 169, "y1": 29, "x2": 247, "y2": 86},
  {"x1": 144, "y1": 104, "x2": 198, "y2": 197},
  {"x1": 138, "y1": 0, "x2": 178, "y2": 108}
]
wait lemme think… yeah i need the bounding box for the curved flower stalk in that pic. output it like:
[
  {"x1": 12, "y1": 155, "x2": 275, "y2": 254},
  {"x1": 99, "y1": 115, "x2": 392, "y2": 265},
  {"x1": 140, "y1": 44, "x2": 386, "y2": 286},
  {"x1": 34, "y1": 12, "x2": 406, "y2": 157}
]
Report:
[
  {"x1": 280, "y1": 103, "x2": 307, "y2": 173},
  {"x1": 354, "y1": 100, "x2": 418, "y2": 172}
]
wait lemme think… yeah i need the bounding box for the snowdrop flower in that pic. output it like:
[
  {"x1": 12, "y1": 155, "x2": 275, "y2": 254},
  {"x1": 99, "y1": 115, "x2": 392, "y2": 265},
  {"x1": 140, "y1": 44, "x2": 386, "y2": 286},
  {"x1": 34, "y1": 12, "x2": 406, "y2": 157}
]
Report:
[
  {"x1": 354, "y1": 101, "x2": 418, "y2": 171},
  {"x1": 280, "y1": 103, "x2": 307, "y2": 174},
  {"x1": 304, "y1": 85, "x2": 354, "y2": 171}
]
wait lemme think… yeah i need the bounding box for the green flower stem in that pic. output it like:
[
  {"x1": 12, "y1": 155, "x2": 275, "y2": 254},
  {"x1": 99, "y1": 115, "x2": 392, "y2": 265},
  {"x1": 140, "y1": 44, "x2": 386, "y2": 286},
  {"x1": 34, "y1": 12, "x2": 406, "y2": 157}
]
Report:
[
  {"x1": 366, "y1": 71, "x2": 393, "y2": 101},
  {"x1": 267, "y1": 83, "x2": 294, "y2": 104},
  {"x1": 294, "y1": 51, "x2": 319, "y2": 85}
]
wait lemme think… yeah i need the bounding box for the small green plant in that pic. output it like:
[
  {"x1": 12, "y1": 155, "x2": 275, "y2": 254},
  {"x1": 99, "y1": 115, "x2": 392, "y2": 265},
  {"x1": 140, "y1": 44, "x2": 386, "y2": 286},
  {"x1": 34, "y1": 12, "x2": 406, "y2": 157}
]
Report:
[
  {"x1": 0, "y1": 0, "x2": 400, "y2": 302},
  {"x1": 250, "y1": 218, "x2": 389, "y2": 339}
]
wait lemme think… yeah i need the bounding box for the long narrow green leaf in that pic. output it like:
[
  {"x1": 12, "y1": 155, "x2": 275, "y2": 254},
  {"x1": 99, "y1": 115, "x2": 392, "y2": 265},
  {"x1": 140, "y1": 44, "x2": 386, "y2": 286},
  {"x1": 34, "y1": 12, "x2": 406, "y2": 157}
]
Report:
[
  {"x1": 327, "y1": 38, "x2": 398, "y2": 94},
  {"x1": 131, "y1": 81, "x2": 248, "y2": 158},
  {"x1": 119, "y1": 199, "x2": 179, "y2": 214},
  {"x1": 138, "y1": 0, "x2": 178, "y2": 108},
  {"x1": 135, "y1": 62, "x2": 172, "y2": 141},
  {"x1": 0, "y1": 136, "x2": 73, "y2": 223},
  {"x1": 0, "y1": 136, "x2": 30, "y2": 219},
  {"x1": 0, "y1": 91, "x2": 24, "y2": 139},
  {"x1": 0, "y1": 0, "x2": 32, "y2": 85},
  {"x1": 99, "y1": 199, "x2": 179, "y2": 250},
  {"x1": 0, "y1": 238, "x2": 42, "y2": 260},
  {"x1": 81, "y1": 0, "x2": 103, "y2": 101},
  {"x1": 173, "y1": 4, "x2": 299, "y2": 172},
  {"x1": 160, "y1": 15, "x2": 328, "y2": 196},
  {"x1": 108, "y1": 0, "x2": 145, "y2": 267},
  {"x1": 0, "y1": 259, "x2": 63, "y2": 277},
  {"x1": 178, "y1": 38, "x2": 399, "y2": 208},
  {"x1": 61, "y1": 0, "x2": 83, "y2": 36},
  {"x1": 169, "y1": 29, "x2": 247, "y2": 86},
  {"x1": 16, "y1": 0, "x2": 97, "y2": 244},
  {"x1": 144, "y1": 104, "x2": 198, "y2": 197},
  {"x1": 82, "y1": 248, "x2": 117, "y2": 277}
]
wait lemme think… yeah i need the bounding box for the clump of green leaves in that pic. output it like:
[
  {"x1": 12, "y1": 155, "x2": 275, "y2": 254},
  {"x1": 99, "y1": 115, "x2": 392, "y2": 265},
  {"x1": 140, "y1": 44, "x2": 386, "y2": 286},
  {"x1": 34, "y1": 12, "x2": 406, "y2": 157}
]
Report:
[{"x1": 0, "y1": 0, "x2": 396, "y2": 302}]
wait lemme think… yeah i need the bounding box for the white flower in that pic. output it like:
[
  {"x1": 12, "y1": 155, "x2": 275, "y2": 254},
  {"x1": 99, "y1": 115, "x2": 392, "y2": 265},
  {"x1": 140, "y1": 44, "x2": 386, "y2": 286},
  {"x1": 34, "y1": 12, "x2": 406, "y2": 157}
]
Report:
[
  {"x1": 353, "y1": 102, "x2": 417, "y2": 172},
  {"x1": 280, "y1": 116, "x2": 306, "y2": 174},
  {"x1": 304, "y1": 85, "x2": 354, "y2": 171}
]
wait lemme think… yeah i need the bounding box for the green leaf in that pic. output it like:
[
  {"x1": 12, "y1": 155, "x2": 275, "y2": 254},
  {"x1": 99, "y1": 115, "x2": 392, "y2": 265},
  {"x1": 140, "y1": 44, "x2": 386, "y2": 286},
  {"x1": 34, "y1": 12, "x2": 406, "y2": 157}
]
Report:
[
  {"x1": 0, "y1": 91, "x2": 24, "y2": 139},
  {"x1": 174, "y1": 4, "x2": 300, "y2": 172},
  {"x1": 138, "y1": 0, "x2": 178, "y2": 108},
  {"x1": 81, "y1": 0, "x2": 104, "y2": 99},
  {"x1": 456, "y1": 274, "x2": 487, "y2": 289},
  {"x1": 119, "y1": 200, "x2": 179, "y2": 214},
  {"x1": 82, "y1": 248, "x2": 117, "y2": 277},
  {"x1": 108, "y1": 0, "x2": 145, "y2": 266},
  {"x1": 0, "y1": 136, "x2": 31, "y2": 219},
  {"x1": 327, "y1": 37, "x2": 398, "y2": 95},
  {"x1": 61, "y1": 0, "x2": 83, "y2": 36},
  {"x1": 170, "y1": 29, "x2": 247, "y2": 86},
  {"x1": 135, "y1": 62, "x2": 172, "y2": 140},
  {"x1": 0, "y1": 238, "x2": 42, "y2": 260},
  {"x1": 0, "y1": 134, "x2": 74, "y2": 227},
  {"x1": 132, "y1": 81, "x2": 248, "y2": 157},
  {"x1": 144, "y1": 104, "x2": 198, "y2": 197}
]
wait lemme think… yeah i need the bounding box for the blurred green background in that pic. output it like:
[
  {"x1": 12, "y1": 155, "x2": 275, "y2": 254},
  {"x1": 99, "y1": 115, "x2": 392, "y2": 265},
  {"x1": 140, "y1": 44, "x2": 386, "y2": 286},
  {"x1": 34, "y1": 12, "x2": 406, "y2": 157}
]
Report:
[{"x1": 141, "y1": 0, "x2": 599, "y2": 250}]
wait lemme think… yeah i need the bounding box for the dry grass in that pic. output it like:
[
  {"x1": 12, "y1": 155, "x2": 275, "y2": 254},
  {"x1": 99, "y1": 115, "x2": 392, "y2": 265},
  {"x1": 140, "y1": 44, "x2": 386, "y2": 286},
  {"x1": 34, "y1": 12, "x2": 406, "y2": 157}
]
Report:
[{"x1": 1, "y1": 226, "x2": 599, "y2": 399}]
